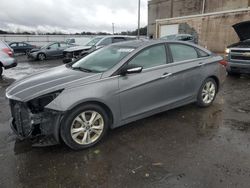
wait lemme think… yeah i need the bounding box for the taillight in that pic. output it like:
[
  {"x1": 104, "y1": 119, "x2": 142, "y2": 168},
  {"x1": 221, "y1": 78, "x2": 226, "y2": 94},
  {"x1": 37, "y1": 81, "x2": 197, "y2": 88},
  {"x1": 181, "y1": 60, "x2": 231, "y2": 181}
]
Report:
[
  {"x1": 219, "y1": 60, "x2": 228, "y2": 67},
  {"x1": 2, "y1": 48, "x2": 13, "y2": 57}
]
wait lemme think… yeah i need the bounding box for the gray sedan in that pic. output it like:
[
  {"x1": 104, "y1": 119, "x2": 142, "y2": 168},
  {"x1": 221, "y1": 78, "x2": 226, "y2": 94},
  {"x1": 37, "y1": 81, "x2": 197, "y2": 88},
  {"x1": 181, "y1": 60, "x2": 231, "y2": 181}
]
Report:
[
  {"x1": 6, "y1": 40, "x2": 226, "y2": 150},
  {"x1": 27, "y1": 42, "x2": 74, "y2": 61}
]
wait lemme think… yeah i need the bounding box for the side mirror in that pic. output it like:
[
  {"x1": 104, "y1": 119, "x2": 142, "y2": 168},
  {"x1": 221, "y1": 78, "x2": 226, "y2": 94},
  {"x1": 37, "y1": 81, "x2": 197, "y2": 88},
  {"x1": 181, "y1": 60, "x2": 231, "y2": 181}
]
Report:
[
  {"x1": 120, "y1": 64, "x2": 143, "y2": 76},
  {"x1": 47, "y1": 46, "x2": 51, "y2": 50}
]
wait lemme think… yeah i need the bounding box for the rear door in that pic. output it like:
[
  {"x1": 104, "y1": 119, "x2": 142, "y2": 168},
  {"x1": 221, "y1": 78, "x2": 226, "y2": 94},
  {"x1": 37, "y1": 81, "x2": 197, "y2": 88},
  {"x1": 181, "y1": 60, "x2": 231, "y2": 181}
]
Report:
[
  {"x1": 18, "y1": 42, "x2": 28, "y2": 53},
  {"x1": 167, "y1": 43, "x2": 207, "y2": 101},
  {"x1": 119, "y1": 44, "x2": 178, "y2": 120}
]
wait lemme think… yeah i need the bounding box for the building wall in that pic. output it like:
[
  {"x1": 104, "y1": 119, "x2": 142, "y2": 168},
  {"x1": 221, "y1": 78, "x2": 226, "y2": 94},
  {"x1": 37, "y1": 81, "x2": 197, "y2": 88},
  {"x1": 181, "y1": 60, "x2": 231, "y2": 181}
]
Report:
[
  {"x1": 148, "y1": 0, "x2": 202, "y2": 38},
  {"x1": 148, "y1": 0, "x2": 250, "y2": 52},
  {"x1": 204, "y1": 0, "x2": 249, "y2": 13},
  {"x1": 156, "y1": 10, "x2": 250, "y2": 52}
]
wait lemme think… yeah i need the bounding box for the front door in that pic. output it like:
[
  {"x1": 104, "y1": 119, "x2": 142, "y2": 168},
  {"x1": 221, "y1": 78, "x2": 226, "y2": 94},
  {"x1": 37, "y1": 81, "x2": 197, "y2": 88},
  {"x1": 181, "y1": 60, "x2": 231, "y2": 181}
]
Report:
[
  {"x1": 47, "y1": 43, "x2": 60, "y2": 57},
  {"x1": 118, "y1": 44, "x2": 177, "y2": 120}
]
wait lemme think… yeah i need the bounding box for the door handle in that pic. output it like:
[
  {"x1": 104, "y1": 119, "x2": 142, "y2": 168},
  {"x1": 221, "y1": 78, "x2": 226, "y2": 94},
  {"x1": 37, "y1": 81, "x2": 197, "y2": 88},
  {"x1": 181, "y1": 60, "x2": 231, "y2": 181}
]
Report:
[{"x1": 161, "y1": 73, "x2": 172, "y2": 78}]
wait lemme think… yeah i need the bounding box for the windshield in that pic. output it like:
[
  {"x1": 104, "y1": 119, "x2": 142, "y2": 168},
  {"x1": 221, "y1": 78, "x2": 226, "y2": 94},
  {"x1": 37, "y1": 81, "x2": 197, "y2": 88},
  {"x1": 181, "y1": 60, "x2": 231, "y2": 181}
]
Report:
[
  {"x1": 71, "y1": 45, "x2": 135, "y2": 73},
  {"x1": 86, "y1": 37, "x2": 103, "y2": 46}
]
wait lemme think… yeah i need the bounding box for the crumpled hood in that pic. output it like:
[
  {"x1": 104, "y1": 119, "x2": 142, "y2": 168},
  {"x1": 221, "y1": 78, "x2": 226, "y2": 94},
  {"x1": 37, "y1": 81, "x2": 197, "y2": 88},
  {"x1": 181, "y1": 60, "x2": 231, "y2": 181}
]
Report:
[
  {"x1": 30, "y1": 48, "x2": 41, "y2": 53},
  {"x1": 6, "y1": 65, "x2": 102, "y2": 102},
  {"x1": 64, "y1": 45, "x2": 92, "y2": 52},
  {"x1": 233, "y1": 21, "x2": 250, "y2": 41}
]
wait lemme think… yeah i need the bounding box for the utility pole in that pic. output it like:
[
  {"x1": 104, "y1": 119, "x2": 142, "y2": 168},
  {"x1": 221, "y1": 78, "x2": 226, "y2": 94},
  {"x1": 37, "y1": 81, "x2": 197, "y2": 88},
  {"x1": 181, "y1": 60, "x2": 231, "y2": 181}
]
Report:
[
  {"x1": 202, "y1": 0, "x2": 206, "y2": 14},
  {"x1": 137, "y1": 0, "x2": 141, "y2": 39},
  {"x1": 112, "y1": 23, "x2": 115, "y2": 34},
  {"x1": 170, "y1": 0, "x2": 174, "y2": 18}
]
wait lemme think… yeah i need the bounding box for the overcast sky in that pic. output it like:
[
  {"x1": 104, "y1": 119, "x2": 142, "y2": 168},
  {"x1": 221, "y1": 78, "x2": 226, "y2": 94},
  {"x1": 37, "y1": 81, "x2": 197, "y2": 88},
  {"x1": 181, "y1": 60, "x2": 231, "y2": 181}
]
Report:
[{"x1": 0, "y1": 0, "x2": 148, "y2": 33}]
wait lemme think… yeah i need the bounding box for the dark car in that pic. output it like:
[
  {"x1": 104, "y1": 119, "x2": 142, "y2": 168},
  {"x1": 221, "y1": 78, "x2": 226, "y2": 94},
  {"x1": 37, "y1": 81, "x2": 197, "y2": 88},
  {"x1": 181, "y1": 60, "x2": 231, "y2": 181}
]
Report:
[
  {"x1": 9, "y1": 42, "x2": 36, "y2": 54},
  {"x1": 63, "y1": 35, "x2": 136, "y2": 63},
  {"x1": 161, "y1": 34, "x2": 197, "y2": 44},
  {"x1": 28, "y1": 42, "x2": 74, "y2": 61},
  {"x1": 225, "y1": 21, "x2": 250, "y2": 75}
]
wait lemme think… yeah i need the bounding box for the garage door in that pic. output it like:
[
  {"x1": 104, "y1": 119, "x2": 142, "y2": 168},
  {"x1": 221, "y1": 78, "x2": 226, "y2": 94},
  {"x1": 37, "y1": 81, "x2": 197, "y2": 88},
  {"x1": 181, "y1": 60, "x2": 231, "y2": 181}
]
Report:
[{"x1": 159, "y1": 24, "x2": 179, "y2": 38}]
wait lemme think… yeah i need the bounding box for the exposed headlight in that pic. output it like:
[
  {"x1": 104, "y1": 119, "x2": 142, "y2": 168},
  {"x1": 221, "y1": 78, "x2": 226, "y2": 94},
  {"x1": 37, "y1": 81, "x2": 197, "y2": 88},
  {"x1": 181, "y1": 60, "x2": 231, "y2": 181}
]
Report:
[
  {"x1": 225, "y1": 48, "x2": 230, "y2": 54},
  {"x1": 27, "y1": 90, "x2": 63, "y2": 113}
]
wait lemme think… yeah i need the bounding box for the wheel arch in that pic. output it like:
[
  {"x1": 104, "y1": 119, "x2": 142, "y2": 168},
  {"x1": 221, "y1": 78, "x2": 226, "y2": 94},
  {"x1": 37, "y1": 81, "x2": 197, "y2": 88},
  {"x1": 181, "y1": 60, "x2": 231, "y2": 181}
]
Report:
[
  {"x1": 207, "y1": 75, "x2": 220, "y2": 92},
  {"x1": 65, "y1": 100, "x2": 114, "y2": 127}
]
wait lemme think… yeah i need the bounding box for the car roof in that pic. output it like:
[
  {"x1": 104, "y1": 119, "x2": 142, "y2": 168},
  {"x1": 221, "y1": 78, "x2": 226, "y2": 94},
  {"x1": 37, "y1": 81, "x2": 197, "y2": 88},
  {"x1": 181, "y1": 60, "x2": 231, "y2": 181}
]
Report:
[
  {"x1": 92, "y1": 35, "x2": 136, "y2": 39},
  {"x1": 110, "y1": 39, "x2": 211, "y2": 54}
]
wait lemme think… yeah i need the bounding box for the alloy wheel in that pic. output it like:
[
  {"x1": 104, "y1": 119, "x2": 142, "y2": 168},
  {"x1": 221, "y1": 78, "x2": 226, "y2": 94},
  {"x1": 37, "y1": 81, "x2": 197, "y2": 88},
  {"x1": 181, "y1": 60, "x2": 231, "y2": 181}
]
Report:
[
  {"x1": 202, "y1": 81, "x2": 216, "y2": 104},
  {"x1": 38, "y1": 53, "x2": 45, "y2": 61},
  {"x1": 70, "y1": 110, "x2": 104, "y2": 145}
]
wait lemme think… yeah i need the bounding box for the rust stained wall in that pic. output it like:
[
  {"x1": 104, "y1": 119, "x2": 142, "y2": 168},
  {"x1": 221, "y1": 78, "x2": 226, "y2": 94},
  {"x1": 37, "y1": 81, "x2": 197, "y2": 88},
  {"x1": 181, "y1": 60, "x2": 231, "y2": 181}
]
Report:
[
  {"x1": 173, "y1": 0, "x2": 202, "y2": 17},
  {"x1": 157, "y1": 11, "x2": 250, "y2": 52},
  {"x1": 148, "y1": 0, "x2": 250, "y2": 42},
  {"x1": 205, "y1": 0, "x2": 249, "y2": 13},
  {"x1": 148, "y1": 0, "x2": 202, "y2": 37},
  {"x1": 148, "y1": 0, "x2": 172, "y2": 37}
]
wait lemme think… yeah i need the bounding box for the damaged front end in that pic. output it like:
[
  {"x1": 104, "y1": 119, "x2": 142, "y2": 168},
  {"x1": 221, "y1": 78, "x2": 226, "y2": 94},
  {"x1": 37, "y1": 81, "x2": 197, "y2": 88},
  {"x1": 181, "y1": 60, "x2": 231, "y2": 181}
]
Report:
[{"x1": 9, "y1": 90, "x2": 64, "y2": 146}]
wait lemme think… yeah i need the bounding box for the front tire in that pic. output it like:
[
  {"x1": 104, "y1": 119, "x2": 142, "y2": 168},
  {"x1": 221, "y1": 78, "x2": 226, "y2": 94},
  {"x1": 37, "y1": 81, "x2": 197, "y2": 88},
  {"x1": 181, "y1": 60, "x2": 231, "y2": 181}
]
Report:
[
  {"x1": 197, "y1": 78, "x2": 217, "y2": 107},
  {"x1": 37, "y1": 53, "x2": 46, "y2": 61},
  {"x1": 60, "y1": 104, "x2": 109, "y2": 150}
]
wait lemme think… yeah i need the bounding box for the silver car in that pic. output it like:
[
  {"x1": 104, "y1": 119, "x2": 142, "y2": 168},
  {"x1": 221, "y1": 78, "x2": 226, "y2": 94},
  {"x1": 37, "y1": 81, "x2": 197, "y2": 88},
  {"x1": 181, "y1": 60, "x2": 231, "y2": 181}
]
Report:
[
  {"x1": 6, "y1": 40, "x2": 226, "y2": 150},
  {"x1": 27, "y1": 42, "x2": 74, "y2": 61},
  {"x1": 0, "y1": 41, "x2": 17, "y2": 76}
]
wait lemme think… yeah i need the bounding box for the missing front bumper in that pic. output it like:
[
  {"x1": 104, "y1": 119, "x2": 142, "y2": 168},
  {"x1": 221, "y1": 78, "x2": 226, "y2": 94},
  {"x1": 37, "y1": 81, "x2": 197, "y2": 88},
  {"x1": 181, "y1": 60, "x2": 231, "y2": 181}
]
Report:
[{"x1": 9, "y1": 100, "x2": 63, "y2": 144}]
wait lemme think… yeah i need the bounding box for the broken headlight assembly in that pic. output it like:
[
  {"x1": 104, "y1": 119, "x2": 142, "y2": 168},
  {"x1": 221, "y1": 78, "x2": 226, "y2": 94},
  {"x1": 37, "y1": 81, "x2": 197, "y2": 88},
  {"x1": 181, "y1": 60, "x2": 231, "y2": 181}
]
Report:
[{"x1": 27, "y1": 90, "x2": 63, "y2": 113}]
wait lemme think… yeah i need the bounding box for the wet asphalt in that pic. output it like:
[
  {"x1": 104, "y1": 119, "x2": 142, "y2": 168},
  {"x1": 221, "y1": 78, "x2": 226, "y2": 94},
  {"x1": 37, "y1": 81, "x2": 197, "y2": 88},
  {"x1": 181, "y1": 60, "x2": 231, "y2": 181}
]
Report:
[{"x1": 0, "y1": 55, "x2": 250, "y2": 188}]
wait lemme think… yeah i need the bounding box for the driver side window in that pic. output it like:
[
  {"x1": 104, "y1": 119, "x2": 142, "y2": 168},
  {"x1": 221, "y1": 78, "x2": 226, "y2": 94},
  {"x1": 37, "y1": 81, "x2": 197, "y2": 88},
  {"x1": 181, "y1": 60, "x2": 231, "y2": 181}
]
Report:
[
  {"x1": 49, "y1": 43, "x2": 59, "y2": 49},
  {"x1": 99, "y1": 38, "x2": 112, "y2": 46},
  {"x1": 128, "y1": 44, "x2": 167, "y2": 69}
]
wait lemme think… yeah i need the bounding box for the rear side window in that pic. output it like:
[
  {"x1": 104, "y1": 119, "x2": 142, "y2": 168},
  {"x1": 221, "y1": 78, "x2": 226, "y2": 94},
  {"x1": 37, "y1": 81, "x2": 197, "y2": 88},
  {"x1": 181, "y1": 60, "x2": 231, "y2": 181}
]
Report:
[
  {"x1": 169, "y1": 44, "x2": 198, "y2": 62},
  {"x1": 113, "y1": 37, "x2": 125, "y2": 43},
  {"x1": 197, "y1": 48, "x2": 209, "y2": 57},
  {"x1": 128, "y1": 44, "x2": 167, "y2": 69},
  {"x1": 19, "y1": 43, "x2": 27, "y2": 47}
]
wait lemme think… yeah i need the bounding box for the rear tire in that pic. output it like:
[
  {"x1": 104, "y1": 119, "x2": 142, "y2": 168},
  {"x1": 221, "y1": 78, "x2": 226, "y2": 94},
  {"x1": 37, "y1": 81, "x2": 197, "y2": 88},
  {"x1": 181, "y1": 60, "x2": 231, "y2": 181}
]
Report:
[
  {"x1": 197, "y1": 78, "x2": 217, "y2": 108},
  {"x1": 60, "y1": 104, "x2": 109, "y2": 150},
  {"x1": 37, "y1": 53, "x2": 46, "y2": 61}
]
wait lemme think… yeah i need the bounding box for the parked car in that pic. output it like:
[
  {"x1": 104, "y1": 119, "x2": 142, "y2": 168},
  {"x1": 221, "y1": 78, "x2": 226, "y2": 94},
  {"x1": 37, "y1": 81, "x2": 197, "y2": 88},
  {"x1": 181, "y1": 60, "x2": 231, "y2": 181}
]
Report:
[
  {"x1": 161, "y1": 34, "x2": 197, "y2": 44},
  {"x1": 0, "y1": 41, "x2": 17, "y2": 76},
  {"x1": 65, "y1": 37, "x2": 92, "y2": 46},
  {"x1": 9, "y1": 42, "x2": 36, "y2": 54},
  {"x1": 27, "y1": 42, "x2": 74, "y2": 61},
  {"x1": 225, "y1": 21, "x2": 250, "y2": 75},
  {"x1": 63, "y1": 35, "x2": 136, "y2": 63},
  {"x1": 6, "y1": 40, "x2": 226, "y2": 150}
]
